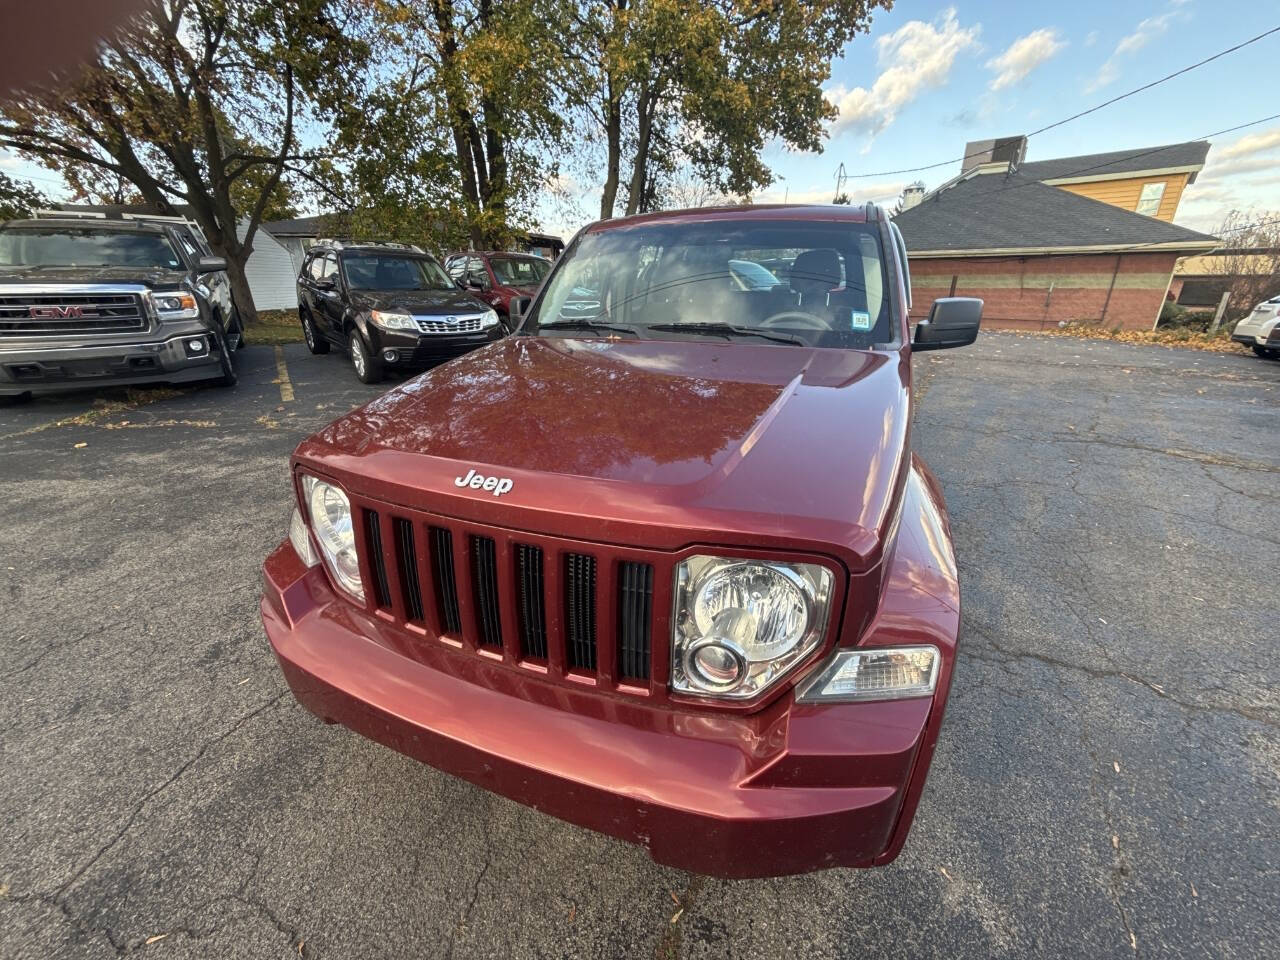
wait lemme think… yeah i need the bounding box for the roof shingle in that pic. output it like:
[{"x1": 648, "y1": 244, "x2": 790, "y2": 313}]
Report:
[
  {"x1": 893, "y1": 170, "x2": 1217, "y2": 255},
  {"x1": 1017, "y1": 141, "x2": 1209, "y2": 183}
]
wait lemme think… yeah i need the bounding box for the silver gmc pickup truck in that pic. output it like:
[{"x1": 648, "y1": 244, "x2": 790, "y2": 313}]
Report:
[{"x1": 0, "y1": 217, "x2": 241, "y2": 401}]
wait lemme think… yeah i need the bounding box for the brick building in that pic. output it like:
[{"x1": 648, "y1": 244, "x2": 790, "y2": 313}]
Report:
[{"x1": 893, "y1": 139, "x2": 1218, "y2": 331}]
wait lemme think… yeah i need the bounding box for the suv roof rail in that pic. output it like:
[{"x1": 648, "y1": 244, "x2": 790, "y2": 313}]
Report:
[{"x1": 314, "y1": 238, "x2": 425, "y2": 254}]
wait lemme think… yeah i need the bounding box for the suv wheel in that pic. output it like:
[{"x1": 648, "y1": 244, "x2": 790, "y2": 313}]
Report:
[
  {"x1": 228, "y1": 308, "x2": 245, "y2": 351},
  {"x1": 0, "y1": 391, "x2": 33, "y2": 406},
  {"x1": 302, "y1": 310, "x2": 329, "y2": 355},
  {"x1": 1252, "y1": 344, "x2": 1278, "y2": 360},
  {"x1": 349, "y1": 330, "x2": 383, "y2": 384}
]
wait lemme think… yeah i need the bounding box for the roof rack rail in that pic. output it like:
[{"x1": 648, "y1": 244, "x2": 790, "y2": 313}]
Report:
[{"x1": 314, "y1": 237, "x2": 425, "y2": 254}]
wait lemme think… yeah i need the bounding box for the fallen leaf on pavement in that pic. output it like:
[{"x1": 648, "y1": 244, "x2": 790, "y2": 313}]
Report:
[
  {"x1": 1113, "y1": 761, "x2": 1121, "y2": 774},
  {"x1": 74, "y1": 442, "x2": 87, "y2": 448},
  {"x1": 670, "y1": 908, "x2": 683, "y2": 924},
  {"x1": 145, "y1": 934, "x2": 168, "y2": 945}
]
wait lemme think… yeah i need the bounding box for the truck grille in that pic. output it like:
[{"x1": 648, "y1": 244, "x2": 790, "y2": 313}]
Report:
[
  {"x1": 416, "y1": 315, "x2": 484, "y2": 334},
  {"x1": 356, "y1": 502, "x2": 666, "y2": 695},
  {"x1": 0, "y1": 291, "x2": 148, "y2": 336}
]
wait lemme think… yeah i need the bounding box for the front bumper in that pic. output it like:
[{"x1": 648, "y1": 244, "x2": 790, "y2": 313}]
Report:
[
  {"x1": 368, "y1": 323, "x2": 504, "y2": 363},
  {"x1": 261, "y1": 539, "x2": 955, "y2": 878},
  {"x1": 0, "y1": 326, "x2": 222, "y2": 395}
]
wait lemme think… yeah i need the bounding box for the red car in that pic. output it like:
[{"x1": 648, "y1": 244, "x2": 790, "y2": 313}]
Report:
[
  {"x1": 443, "y1": 251, "x2": 552, "y2": 322},
  {"x1": 262, "y1": 204, "x2": 982, "y2": 878}
]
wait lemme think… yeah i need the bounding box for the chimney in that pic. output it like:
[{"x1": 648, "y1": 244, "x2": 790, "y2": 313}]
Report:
[
  {"x1": 961, "y1": 135, "x2": 1028, "y2": 173},
  {"x1": 900, "y1": 181, "x2": 926, "y2": 210}
]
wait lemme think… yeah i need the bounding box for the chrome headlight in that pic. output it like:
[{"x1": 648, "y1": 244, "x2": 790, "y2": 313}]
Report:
[
  {"x1": 149, "y1": 290, "x2": 200, "y2": 320},
  {"x1": 480, "y1": 308, "x2": 500, "y2": 328},
  {"x1": 369, "y1": 309, "x2": 417, "y2": 331},
  {"x1": 299, "y1": 475, "x2": 363, "y2": 601},
  {"x1": 796, "y1": 646, "x2": 940, "y2": 703},
  {"x1": 672, "y1": 556, "x2": 833, "y2": 699}
]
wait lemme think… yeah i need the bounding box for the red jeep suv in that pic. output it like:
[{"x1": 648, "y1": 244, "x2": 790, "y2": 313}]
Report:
[{"x1": 262, "y1": 204, "x2": 982, "y2": 877}]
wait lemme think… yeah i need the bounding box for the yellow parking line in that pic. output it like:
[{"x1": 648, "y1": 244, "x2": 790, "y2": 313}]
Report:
[{"x1": 273, "y1": 346, "x2": 294, "y2": 403}]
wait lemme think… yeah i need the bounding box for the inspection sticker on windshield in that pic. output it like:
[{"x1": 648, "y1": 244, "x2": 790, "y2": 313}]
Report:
[{"x1": 850, "y1": 310, "x2": 872, "y2": 331}]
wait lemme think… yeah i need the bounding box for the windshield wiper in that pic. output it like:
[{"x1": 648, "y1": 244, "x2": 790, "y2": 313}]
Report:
[
  {"x1": 645, "y1": 322, "x2": 806, "y2": 346},
  {"x1": 538, "y1": 319, "x2": 641, "y2": 337}
]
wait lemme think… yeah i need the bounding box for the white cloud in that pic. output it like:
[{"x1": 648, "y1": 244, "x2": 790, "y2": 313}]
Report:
[
  {"x1": 1084, "y1": 30, "x2": 1099, "y2": 47},
  {"x1": 1087, "y1": 4, "x2": 1186, "y2": 92},
  {"x1": 986, "y1": 28, "x2": 1066, "y2": 90},
  {"x1": 1178, "y1": 126, "x2": 1280, "y2": 230},
  {"x1": 824, "y1": 8, "x2": 980, "y2": 139},
  {"x1": 1214, "y1": 128, "x2": 1280, "y2": 163}
]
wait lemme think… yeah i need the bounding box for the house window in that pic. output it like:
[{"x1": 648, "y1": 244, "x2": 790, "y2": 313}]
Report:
[{"x1": 1135, "y1": 182, "x2": 1166, "y2": 217}]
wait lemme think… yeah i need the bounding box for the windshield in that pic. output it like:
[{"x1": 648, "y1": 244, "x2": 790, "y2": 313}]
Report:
[
  {"x1": 0, "y1": 228, "x2": 182, "y2": 269},
  {"x1": 525, "y1": 218, "x2": 897, "y2": 348},
  {"x1": 490, "y1": 256, "x2": 550, "y2": 286},
  {"x1": 343, "y1": 254, "x2": 454, "y2": 291}
]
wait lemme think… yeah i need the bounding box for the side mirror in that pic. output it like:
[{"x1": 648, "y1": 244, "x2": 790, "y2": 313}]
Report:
[
  {"x1": 196, "y1": 255, "x2": 227, "y2": 274},
  {"x1": 912, "y1": 297, "x2": 982, "y2": 351},
  {"x1": 510, "y1": 295, "x2": 532, "y2": 321},
  {"x1": 315, "y1": 277, "x2": 336, "y2": 291}
]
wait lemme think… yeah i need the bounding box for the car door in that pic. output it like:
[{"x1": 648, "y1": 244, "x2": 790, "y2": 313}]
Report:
[
  {"x1": 316, "y1": 253, "x2": 345, "y2": 341},
  {"x1": 465, "y1": 256, "x2": 498, "y2": 309}
]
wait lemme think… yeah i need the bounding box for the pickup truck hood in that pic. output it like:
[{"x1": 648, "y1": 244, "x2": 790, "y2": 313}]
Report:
[
  {"x1": 0, "y1": 265, "x2": 187, "y2": 286},
  {"x1": 296, "y1": 337, "x2": 912, "y2": 572}
]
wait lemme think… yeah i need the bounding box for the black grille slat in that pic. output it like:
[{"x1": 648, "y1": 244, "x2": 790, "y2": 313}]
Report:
[
  {"x1": 470, "y1": 535, "x2": 502, "y2": 648},
  {"x1": 565, "y1": 553, "x2": 597, "y2": 671},
  {"x1": 617, "y1": 562, "x2": 653, "y2": 682},
  {"x1": 394, "y1": 518, "x2": 423, "y2": 622},
  {"x1": 515, "y1": 545, "x2": 547, "y2": 659},
  {"x1": 0, "y1": 293, "x2": 147, "y2": 336},
  {"x1": 430, "y1": 527, "x2": 462, "y2": 634},
  {"x1": 364, "y1": 510, "x2": 392, "y2": 608}
]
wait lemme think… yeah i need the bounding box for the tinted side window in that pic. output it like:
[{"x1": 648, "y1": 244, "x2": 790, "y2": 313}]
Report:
[{"x1": 320, "y1": 255, "x2": 339, "y2": 281}]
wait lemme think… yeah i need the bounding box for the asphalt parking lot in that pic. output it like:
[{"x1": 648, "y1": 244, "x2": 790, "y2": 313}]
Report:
[{"x1": 1, "y1": 332, "x2": 1277, "y2": 959}]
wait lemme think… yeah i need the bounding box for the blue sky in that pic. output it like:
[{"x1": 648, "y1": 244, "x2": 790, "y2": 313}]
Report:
[{"x1": 546, "y1": 0, "x2": 1280, "y2": 236}]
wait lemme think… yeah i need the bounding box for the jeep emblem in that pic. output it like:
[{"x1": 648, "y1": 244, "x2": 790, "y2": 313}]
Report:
[{"x1": 454, "y1": 468, "x2": 513, "y2": 497}]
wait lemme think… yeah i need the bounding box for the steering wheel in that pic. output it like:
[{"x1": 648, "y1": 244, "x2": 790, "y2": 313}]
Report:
[{"x1": 760, "y1": 310, "x2": 830, "y2": 331}]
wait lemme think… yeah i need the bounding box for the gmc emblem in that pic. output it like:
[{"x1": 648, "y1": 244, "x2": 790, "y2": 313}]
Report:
[{"x1": 29, "y1": 305, "x2": 94, "y2": 319}]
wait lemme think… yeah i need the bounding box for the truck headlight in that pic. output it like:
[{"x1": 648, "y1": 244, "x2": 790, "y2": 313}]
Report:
[
  {"x1": 796, "y1": 646, "x2": 940, "y2": 703},
  {"x1": 370, "y1": 309, "x2": 417, "y2": 331},
  {"x1": 149, "y1": 291, "x2": 200, "y2": 320},
  {"x1": 672, "y1": 556, "x2": 833, "y2": 699},
  {"x1": 480, "y1": 308, "x2": 500, "y2": 328},
  {"x1": 299, "y1": 475, "x2": 363, "y2": 601}
]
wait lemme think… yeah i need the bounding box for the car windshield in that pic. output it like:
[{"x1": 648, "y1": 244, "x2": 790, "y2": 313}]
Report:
[
  {"x1": 526, "y1": 218, "x2": 897, "y2": 348},
  {"x1": 490, "y1": 256, "x2": 550, "y2": 286},
  {"x1": 343, "y1": 254, "x2": 454, "y2": 291},
  {"x1": 0, "y1": 228, "x2": 182, "y2": 268}
]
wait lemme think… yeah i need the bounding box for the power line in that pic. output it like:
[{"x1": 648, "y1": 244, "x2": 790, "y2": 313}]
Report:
[
  {"x1": 926, "y1": 111, "x2": 1280, "y2": 209},
  {"x1": 847, "y1": 24, "x2": 1280, "y2": 180}
]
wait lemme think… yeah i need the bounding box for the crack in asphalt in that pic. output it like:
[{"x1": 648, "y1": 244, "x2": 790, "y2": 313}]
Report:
[
  {"x1": 53, "y1": 691, "x2": 289, "y2": 900},
  {"x1": 960, "y1": 625, "x2": 1277, "y2": 729}
]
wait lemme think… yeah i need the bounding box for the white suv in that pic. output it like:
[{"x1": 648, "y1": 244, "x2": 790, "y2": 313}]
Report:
[{"x1": 1231, "y1": 296, "x2": 1280, "y2": 359}]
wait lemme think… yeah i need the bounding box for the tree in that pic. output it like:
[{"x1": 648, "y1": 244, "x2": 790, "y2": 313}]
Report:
[
  {"x1": 0, "y1": 0, "x2": 370, "y2": 323},
  {"x1": 331, "y1": 0, "x2": 569, "y2": 248},
  {"x1": 562, "y1": 0, "x2": 888, "y2": 219},
  {"x1": 1205, "y1": 210, "x2": 1280, "y2": 320},
  {"x1": 0, "y1": 171, "x2": 48, "y2": 220}
]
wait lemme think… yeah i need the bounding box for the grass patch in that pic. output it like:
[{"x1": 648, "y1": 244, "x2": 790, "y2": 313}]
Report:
[
  {"x1": 1033, "y1": 322, "x2": 1253, "y2": 355},
  {"x1": 244, "y1": 309, "x2": 306, "y2": 346}
]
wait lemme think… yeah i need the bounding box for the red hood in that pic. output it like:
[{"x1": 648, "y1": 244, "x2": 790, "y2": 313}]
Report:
[{"x1": 294, "y1": 337, "x2": 912, "y2": 572}]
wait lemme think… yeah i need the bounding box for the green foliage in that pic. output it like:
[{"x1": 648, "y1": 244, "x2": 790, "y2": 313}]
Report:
[
  {"x1": 561, "y1": 0, "x2": 889, "y2": 217},
  {"x1": 0, "y1": 0, "x2": 372, "y2": 321},
  {"x1": 0, "y1": 171, "x2": 47, "y2": 220},
  {"x1": 1158, "y1": 301, "x2": 1217, "y2": 331}
]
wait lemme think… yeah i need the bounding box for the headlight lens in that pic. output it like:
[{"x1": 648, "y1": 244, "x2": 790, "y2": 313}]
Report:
[
  {"x1": 672, "y1": 556, "x2": 833, "y2": 699},
  {"x1": 796, "y1": 645, "x2": 940, "y2": 703},
  {"x1": 288, "y1": 506, "x2": 319, "y2": 567},
  {"x1": 480, "y1": 308, "x2": 499, "y2": 328},
  {"x1": 300, "y1": 475, "x2": 363, "y2": 601},
  {"x1": 150, "y1": 291, "x2": 199, "y2": 319},
  {"x1": 370, "y1": 309, "x2": 417, "y2": 331}
]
